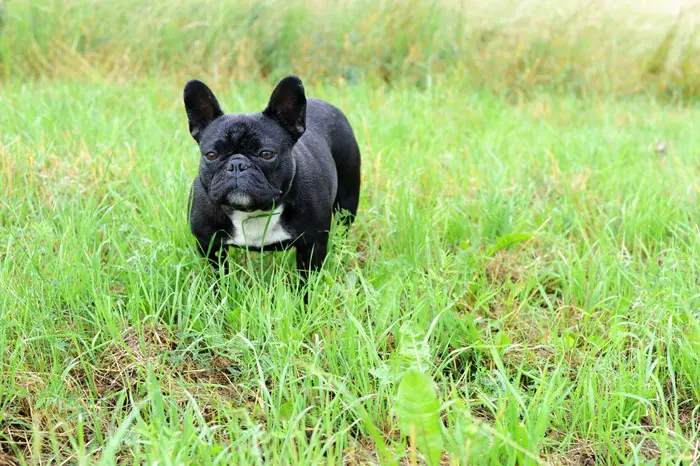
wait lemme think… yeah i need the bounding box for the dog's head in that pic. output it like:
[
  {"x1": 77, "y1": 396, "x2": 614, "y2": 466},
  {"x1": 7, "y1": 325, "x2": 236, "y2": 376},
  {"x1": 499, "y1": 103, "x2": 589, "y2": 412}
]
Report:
[{"x1": 184, "y1": 76, "x2": 306, "y2": 212}]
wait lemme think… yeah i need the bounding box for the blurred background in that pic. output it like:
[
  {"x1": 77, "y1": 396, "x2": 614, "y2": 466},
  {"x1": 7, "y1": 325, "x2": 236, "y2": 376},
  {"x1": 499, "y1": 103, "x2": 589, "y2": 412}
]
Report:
[{"x1": 1, "y1": 0, "x2": 699, "y2": 99}]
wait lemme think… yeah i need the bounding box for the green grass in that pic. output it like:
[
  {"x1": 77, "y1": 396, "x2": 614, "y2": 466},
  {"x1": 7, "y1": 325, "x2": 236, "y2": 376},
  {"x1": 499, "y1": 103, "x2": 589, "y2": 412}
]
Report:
[
  {"x1": 2, "y1": 1, "x2": 699, "y2": 463},
  {"x1": 0, "y1": 76, "x2": 698, "y2": 465}
]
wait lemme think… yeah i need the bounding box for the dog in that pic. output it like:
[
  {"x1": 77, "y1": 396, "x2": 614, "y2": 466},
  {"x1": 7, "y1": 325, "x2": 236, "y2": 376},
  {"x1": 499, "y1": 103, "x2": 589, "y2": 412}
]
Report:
[{"x1": 184, "y1": 75, "x2": 361, "y2": 280}]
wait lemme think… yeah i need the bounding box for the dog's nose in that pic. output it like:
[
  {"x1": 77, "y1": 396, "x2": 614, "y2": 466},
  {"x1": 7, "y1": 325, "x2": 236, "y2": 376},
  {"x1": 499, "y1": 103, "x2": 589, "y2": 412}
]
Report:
[{"x1": 228, "y1": 157, "x2": 251, "y2": 172}]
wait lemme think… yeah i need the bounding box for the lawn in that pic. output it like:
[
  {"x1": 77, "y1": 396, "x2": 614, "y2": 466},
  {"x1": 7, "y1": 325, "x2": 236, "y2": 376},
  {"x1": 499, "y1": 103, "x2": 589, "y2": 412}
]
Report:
[
  {"x1": 1, "y1": 77, "x2": 698, "y2": 465},
  {"x1": 1, "y1": 0, "x2": 700, "y2": 464}
]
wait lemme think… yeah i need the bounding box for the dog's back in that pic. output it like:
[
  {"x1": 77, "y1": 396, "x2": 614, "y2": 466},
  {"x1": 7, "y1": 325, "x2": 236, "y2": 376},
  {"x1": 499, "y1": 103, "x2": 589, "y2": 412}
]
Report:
[{"x1": 305, "y1": 99, "x2": 361, "y2": 224}]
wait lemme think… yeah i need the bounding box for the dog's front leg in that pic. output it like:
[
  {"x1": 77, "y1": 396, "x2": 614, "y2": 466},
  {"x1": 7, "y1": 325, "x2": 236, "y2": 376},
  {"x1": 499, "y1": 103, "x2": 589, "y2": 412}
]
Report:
[{"x1": 295, "y1": 236, "x2": 328, "y2": 282}]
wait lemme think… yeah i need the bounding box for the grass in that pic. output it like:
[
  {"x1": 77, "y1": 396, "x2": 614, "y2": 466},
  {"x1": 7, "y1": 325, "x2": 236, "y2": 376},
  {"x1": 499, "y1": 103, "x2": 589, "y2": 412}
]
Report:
[
  {"x1": 1, "y1": 0, "x2": 699, "y2": 463},
  {"x1": 1, "y1": 0, "x2": 700, "y2": 98},
  {"x1": 0, "y1": 76, "x2": 698, "y2": 465}
]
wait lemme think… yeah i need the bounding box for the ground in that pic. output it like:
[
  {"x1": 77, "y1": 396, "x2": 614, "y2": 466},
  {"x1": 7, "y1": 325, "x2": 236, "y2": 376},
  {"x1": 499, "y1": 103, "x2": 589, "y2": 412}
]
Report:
[{"x1": 0, "y1": 79, "x2": 698, "y2": 465}]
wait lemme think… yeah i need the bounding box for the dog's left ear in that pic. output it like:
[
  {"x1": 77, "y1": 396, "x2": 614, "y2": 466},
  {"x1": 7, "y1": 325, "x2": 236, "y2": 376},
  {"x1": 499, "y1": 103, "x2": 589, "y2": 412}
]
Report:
[{"x1": 263, "y1": 75, "x2": 306, "y2": 140}]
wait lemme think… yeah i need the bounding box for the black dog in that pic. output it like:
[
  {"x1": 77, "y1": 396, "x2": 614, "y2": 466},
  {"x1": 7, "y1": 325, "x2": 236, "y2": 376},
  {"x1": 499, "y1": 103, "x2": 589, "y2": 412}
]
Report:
[{"x1": 184, "y1": 76, "x2": 361, "y2": 279}]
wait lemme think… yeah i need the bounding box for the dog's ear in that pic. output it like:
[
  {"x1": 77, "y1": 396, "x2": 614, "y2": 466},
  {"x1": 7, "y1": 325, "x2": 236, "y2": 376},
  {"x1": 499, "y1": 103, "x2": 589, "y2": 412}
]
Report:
[
  {"x1": 183, "y1": 80, "x2": 224, "y2": 142},
  {"x1": 263, "y1": 75, "x2": 306, "y2": 140}
]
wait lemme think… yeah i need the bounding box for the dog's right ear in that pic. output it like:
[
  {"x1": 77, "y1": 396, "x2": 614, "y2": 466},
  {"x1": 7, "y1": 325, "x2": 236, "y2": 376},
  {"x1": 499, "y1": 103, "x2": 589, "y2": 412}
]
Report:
[{"x1": 183, "y1": 80, "x2": 224, "y2": 142}]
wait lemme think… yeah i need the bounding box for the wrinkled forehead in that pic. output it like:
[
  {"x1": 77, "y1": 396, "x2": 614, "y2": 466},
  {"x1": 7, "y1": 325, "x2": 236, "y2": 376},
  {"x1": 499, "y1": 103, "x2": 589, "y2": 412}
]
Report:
[
  {"x1": 198, "y1": 115, "x2": 255, "y2": 151},
  {"x1": 198, "y1": 114, "x2": 289, "y2": 153}
]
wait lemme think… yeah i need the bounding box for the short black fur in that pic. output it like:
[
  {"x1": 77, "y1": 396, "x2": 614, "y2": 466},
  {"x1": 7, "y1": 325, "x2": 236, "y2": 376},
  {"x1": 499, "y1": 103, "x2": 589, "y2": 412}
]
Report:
[{"x1": 184, "y1": 75, "x2": 361, "y2": 280}]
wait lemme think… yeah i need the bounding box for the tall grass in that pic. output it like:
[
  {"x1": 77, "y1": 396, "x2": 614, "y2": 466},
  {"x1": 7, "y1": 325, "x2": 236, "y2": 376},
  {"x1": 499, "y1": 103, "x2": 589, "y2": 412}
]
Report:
[
  {"x1": 1, "y1": 0, "x2": 700, "y2": 98},
  {"x1": 1, "y1": 75, "x2": 698, "y2": 465},
  {"x1": 1, "y1": 1, "x2": 699, "y2": 464}
]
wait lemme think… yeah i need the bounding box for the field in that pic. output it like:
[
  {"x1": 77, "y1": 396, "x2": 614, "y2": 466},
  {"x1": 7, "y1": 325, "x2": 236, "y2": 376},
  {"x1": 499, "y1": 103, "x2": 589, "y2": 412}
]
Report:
[{"x1": 1, "y1": 0, "x2": 700, "y2": 465}]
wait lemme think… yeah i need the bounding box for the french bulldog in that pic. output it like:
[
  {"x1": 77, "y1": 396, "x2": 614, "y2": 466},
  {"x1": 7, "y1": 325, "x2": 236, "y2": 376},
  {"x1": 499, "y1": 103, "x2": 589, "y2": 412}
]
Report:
[{"x1": 184, "y1": 75, "x2": 361, "y2": 279}]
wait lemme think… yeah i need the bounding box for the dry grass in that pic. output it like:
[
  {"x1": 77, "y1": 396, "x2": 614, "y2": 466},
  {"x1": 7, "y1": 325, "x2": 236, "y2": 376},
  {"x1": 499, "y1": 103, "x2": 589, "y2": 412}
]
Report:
[
  {"x1": 0, "y1": 325, "x2": 251, "y2": 464},
  {"x1": 1, "y1": 0, "x2": 700, "y2": 98}
]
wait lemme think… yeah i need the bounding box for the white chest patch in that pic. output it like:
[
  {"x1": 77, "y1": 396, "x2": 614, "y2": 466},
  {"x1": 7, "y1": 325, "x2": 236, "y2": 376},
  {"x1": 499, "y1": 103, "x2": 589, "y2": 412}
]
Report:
[{"x1": 224, "y1": 205, "x2": 292, "y2": 248}]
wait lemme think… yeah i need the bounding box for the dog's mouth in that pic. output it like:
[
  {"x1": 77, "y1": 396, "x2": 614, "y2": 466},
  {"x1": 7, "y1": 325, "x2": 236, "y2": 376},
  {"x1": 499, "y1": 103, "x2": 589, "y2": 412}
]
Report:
[
  {"x1": 223, "y1": 191, "x2": 254, "y2": 210},
  {"x1": 218, "y1": 186, "x2": 283, "y2": 213},
  {"x1": 210, "y1": 168, "x2": 285, "y2": 212}
]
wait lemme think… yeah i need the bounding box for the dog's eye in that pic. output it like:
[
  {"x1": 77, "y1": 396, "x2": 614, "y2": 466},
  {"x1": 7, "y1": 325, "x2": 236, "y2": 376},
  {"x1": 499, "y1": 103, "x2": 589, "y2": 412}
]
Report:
[
  {"x1": 260, "y1": 150, "x2": 276, "y2": 160},
  {"x1": 205, "y1": 152, "x2": 218, "y2": 161}
]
